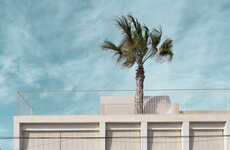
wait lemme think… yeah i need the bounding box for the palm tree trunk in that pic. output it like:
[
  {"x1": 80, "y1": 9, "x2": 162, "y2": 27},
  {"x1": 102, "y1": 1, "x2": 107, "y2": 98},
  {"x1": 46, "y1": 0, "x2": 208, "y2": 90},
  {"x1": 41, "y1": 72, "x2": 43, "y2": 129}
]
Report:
[{"x1": 134, "y1": 64, "x2": 145, "y2": 114}]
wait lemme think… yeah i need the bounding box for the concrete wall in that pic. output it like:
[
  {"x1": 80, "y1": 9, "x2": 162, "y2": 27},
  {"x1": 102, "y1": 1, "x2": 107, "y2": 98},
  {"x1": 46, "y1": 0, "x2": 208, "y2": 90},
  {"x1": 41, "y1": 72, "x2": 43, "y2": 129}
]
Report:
[
  {"x1": 14, "y1": 114, "x2": 230, "y2": 150},
  {"x1": 100, "y1": 96, "x2": 178, "y2": 115}
]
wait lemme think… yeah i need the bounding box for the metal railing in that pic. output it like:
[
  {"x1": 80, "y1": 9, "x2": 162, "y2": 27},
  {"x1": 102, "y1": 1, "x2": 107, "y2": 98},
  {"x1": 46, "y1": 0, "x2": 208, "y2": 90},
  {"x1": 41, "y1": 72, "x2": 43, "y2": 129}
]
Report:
[
  {"x1": 16, "y1": 91, "x2": 34, "y2": 115},
  {"x1": 16, "y1": 88, "x2": 230, "y2": 115}
]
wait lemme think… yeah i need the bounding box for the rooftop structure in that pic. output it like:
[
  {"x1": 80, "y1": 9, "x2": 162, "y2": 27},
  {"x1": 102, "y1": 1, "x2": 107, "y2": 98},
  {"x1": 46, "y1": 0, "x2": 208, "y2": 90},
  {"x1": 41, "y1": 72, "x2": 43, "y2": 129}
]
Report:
[{"x1": 14, "y1": 89, "x2": 230, "y2": 150}]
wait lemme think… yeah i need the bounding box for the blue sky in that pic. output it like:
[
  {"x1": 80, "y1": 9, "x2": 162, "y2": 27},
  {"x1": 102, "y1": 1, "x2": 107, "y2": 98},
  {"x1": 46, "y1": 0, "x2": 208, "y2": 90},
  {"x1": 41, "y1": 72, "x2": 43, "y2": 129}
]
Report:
[{"x1": 0, "y1": 0, "x2": 230, "y2": 149}]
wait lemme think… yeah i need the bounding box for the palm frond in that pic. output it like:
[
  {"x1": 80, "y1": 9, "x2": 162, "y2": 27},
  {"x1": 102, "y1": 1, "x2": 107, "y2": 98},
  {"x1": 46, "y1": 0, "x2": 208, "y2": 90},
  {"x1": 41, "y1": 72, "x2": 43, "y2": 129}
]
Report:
[
  {"x1": 121, "y1": 44, "x2": 137, "y2": 68},
  {"x1": 142, "y1": 47, "x2": 157, "y2": 63},
  {"x1": 116, "y1": 16, "x2": 133, "y2": 43},
  {"x1": 143, "y1": 26, "x2": 149, "y2": 43},
  {"x1": 122, "y1": 54, "x2": 136, "y2": 68},
  {"x1": 127, "y1": 15, "x2": 137, "y2": 31},
  {"x1": 128, "y1": 15, "x2": 143, "y2": 40},
  {"x1": 102, "y1": 40, "x2": 125, "y2": 63},
  {"x1": 158, "y1": 38, "x2": 173, "y2": 61},
  {"x1": 142, "y1": 25, "x2": 149, "y2": 54},
  {"x1": 101, "y1": 41, "x2": 121, "y2": 52},
  {"x1": 150, "y1": 27, "x2": 162, "y2": 48}
]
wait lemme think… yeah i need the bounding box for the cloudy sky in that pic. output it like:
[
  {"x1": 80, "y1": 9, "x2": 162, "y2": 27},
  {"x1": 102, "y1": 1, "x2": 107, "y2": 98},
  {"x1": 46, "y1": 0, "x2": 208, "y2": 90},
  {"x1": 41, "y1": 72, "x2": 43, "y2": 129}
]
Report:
[{"x1": 0, "y1": 0, "x2": 230, "y2": 149}]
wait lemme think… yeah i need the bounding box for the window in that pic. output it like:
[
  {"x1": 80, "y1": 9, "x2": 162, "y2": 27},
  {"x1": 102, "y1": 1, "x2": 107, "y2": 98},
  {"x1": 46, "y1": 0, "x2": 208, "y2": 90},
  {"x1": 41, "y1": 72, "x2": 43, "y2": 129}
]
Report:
[
  {"x1": 106, "y1": 123, "x2": 140, "y2": 150},
  {"x1": 148, "y1": 123, "x2": 182, "y2": 150},
  {"x1": 61, "y1": 131, "x2": 99, "y2": 150},
  {"x1": 189, "y1": 122, "x2": 225, "y2": 150},
  {"x1": 190, "y1": 129, "x2": 224, "y2": 150},
  {"x1": 23, "y1": 131, "x2": 60, "y2": 150},
  {"x1": 22, "y1": 123, "x2": 100, "y2": 150}
]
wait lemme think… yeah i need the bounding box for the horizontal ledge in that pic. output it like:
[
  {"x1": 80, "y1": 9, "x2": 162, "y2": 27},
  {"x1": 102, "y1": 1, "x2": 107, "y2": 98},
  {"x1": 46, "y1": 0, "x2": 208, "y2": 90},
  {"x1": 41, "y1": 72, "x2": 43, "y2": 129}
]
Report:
[{"x1": 23, "y1": 129, "x2": 99, "y2": 131}]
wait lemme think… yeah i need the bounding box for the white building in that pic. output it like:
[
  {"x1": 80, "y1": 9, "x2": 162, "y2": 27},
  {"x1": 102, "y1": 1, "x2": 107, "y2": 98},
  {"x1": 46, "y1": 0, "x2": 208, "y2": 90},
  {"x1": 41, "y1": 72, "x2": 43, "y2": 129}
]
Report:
[{"x1": 14, "y1": 96, "x2": 230, "y2": 150}]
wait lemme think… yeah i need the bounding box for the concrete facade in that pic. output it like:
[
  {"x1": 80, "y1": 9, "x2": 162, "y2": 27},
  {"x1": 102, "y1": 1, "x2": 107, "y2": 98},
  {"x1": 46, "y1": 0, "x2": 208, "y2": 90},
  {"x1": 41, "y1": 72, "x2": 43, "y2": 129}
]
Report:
[{"x1": 14, "y1": 96, "x2": 230, "y2": 150}]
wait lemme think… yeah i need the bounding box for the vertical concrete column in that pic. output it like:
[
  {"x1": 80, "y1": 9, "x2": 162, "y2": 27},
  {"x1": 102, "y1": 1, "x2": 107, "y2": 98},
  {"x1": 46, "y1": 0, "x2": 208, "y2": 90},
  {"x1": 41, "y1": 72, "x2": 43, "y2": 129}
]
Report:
[
  {"x1": 141, "y1": 121, "x2": 147, "y2": 150},
  {"x1": 14, "y1": 119, "x2": 20, "y2": 150},
  {"x1": 100, "y1": 121, "x2": 106, "y2": 150},
  {"x1": 182, "y1": 121, "x2": 189, "y2": 150},
  {"x1": 225, "y1": 121, "x2": 230, "y2": 150}
]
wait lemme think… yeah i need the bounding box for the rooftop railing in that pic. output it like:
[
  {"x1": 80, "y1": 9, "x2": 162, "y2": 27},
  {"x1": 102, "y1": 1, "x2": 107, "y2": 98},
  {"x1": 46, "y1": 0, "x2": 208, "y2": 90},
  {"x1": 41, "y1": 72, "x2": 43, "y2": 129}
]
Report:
[{"x1": 16, "y1": 88, "x2": 230, "y2": 115}]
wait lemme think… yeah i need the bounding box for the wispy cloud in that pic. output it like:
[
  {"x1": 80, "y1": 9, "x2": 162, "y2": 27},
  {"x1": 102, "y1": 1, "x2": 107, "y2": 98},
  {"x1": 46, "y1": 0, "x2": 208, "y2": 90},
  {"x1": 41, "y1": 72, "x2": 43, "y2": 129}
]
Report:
[{"x1": 0, "y1": 1, "x2": 230, "y2": 149}]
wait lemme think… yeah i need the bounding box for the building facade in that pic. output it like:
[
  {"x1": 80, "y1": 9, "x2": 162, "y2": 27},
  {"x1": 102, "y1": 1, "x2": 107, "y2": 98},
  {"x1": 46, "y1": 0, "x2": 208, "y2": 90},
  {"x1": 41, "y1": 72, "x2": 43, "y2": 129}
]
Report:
[{"x1": 14, "y1": 96, "x2": 230, "y2": 150}]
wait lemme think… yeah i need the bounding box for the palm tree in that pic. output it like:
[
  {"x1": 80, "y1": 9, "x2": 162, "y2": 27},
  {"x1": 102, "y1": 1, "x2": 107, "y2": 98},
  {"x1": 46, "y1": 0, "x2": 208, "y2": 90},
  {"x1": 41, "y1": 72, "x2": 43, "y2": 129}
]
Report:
[{"x1": 101, "y1": 15, "x2": 173, "y2": 114}]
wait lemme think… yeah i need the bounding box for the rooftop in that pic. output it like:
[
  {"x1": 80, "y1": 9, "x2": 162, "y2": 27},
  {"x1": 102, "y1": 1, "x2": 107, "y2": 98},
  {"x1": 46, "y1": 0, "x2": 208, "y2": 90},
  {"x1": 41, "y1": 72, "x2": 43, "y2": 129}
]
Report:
[{"x1": 16, "y1": 88, "x2": 230, "y2": 115}]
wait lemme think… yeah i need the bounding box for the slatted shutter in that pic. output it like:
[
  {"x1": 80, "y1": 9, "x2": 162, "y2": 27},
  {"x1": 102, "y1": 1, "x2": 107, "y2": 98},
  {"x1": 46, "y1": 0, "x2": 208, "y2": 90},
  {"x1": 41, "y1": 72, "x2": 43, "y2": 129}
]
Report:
[
  {"x1": 147, "y1": 130, "x2": 181, "y2": 150},
  {"x1": 23, "y1": 131, "x2": 60, "y2": 150},
  {"x1": 60, "y1": 131, "x2": 99, "y2": 150},
  {"x1": 190, "y1": 129, "x2": 224, "y2": 150},
  {"x1": 106, "y1": 130, "x2": 140, "y2": 150}
]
